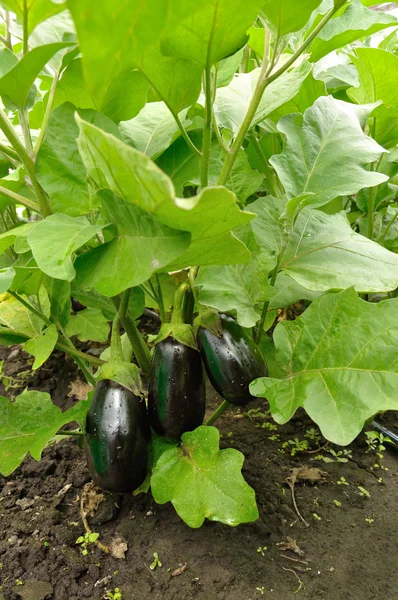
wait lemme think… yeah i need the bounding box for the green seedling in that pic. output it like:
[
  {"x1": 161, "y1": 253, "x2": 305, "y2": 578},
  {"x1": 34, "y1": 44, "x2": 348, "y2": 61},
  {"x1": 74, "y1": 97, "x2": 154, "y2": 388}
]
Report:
[
  {"x1": 281, "y1": 437, "x2": 309, "y2": 456},
  {"x1": 365, "y1": 430, "x2": 394, "y2": 471},
  {"x1": 75, "y1": 532, "x2": 99, "y2": 555},
  {"x1": 256, "y1": 587, "x2": 265, "y2": 595},
  {"x1": 315, "y1": 448, "x2": 352, "y2": 463},
  {"x1": 337, "y1": 476, "x2": 349, "y2": 486},
  {"x1": 105, "y1": 588, "x2": 122, "y2": 600},
  {"x1": 358, "y1": 486, "x2": 370, "y2": 498},
  {"x1": 256, "y1": 546, "x2": 268, "y2": 556},
  {"x1": 149, "y1": 552, "x2": 162, "y2": 570}
]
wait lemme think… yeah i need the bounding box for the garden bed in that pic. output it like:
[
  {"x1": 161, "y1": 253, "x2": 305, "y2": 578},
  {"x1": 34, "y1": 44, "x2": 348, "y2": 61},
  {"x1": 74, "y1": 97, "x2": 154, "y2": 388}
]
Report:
[{"x1": 0, "y1": 347, "x2": 397, "y2": 600}]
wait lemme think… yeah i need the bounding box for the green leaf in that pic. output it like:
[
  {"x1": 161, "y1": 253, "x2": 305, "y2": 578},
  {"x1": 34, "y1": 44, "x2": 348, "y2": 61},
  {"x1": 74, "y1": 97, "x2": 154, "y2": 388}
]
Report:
[
  {"x1": 36, "y1": 102, "x2": 121, "y2": 216},
  {"x1": 100, "y1": 332, "x2": 132, "y2": 362},
  {"x1": 262, "y1": 0, "x2": 323, "y2": 36},
  {"x1": 120, "y1": 101, "x2": 188, "y2": 159},
  {"x1": 314, "y1": 64, "x2": 359, "y2": 93},
  {"x1": 70, "y1": 283, "x2": 115, "y2": 321},
  {"x1": 0, "y1": 267, "x2": 15, "y2": 293},
  {"x1": 44, "y1": 277, "x2": 71, "y2": 327},
  {"x1": 271, "y1": 96, "x2": 387, "y2": 209},
  {"x1": 309, "y1": 1, "x2": 397, "y2": 62},
  {"x1": 270, "y1": 273, "x2": 321, "y2": 310},
  {"x1": 267, "y1": 72, "x2": 327, "y2": 122},
  {"x1": 0, "y1": 391, "x2": 90, "y2": 476},
  {"x1": 54, "y1": 58, "x2": 149, "y2": 123},
  {"x1": 0, "y1": 0, "x2": 66, "y2": 34},
  {"x1": 65, "y1": 308, "x2": 109, "y2": 342},
  {"x1": 23, "y1": 324, "x2": 58, "y2": 369},
  {"x1": 195, "y1": 228, "x2": 273, "y2": 327},
  {"x1": 95, "y1": 361, "x2": 141, "y2": 396},
  {"x1": 0, "y1": 223, "x2": 36, "y2": 256},
  {"x1": 250, "y1": 289, "x2": 398, "y2": 445},
  {"x1": 347, "y1": 47, "x2": 398, "y2": 108},
  {"x1": 0, "y1": 294, "x2": 41, "y2": 337},
  {"x1": 67, "y1": 0, "x2": 202, "y2": 113},
  {"x1": 213, "y1": 61, "x2": 314, "y2": 135},
  {"x1": 161, "y1": 0, "x2": 264, "y2": 68},
  {"x1": 27, "y1": 214, "x2": 104, "y2": 281},
  {"x1": 0, "y1": 42, "x2": 73, "y2": 108},
  {"x1": 151, "y1": 426, "x2": 259, "y2": 528},
  {"x1": 281, "y1": 208, "x2": 398, "y2": 293},
  {"x1": 0, "y1": 47, "x2": 18, "y2": 77},
  {"x1": 75, "y1": 192, "x2": 190, "y2": 297}
]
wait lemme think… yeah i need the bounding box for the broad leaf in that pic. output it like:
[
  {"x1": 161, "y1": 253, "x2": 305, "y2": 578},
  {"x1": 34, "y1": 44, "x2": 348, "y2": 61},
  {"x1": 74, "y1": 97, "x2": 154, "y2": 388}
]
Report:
[
  {"x1": 120, "y1": 102, "x2": 188, "y2": 159},
  {"x1": 151, "y1": 426, "x2": 259, "y2": 528},
  {"x1": 67, "y1": 0, "x2": 202, "y2": 113},
  {"x1": 27, "y1": 214, "x2": 104, "y2": 281},
  {"x1": 75, "y1": 192, "x2": 190, "y2": 296},
  {"x1": 262, "y1": 0, "x2": 323, "y2": 36},
  {"x1": 281, "y1": 208, "x2": 398, "y2": 293},
  {"x1": 161, "y1": 0, "x2": 264, "y2": 68},
  {"x1": 44, "y1": 277, "x2": 71, "y2": 327},
  {"x1": 309, "y1": 1, "x2": 397, "y2": 62},
  {"x1": 250, "y1": 289, "x2": 398, "y2": 445},
  {"x1": 270, "y1": 273, "x2": 321, "y2": 309},
  {"x1": 0, "y1": 294, "x2": 41, "y2": 337},
  {"x1": 271, "y1": 96, "x2": 387, "y2": 209},
  {"x1": 24, "y1": 324, "x2": 58, "y2": 370},
  {"x1": 65, "y1": 308, "x2": 109, "y2": 342},
  {"x1": 36, "y1": 102, "x2": 121, "y2": 216},
  {"x1": 348, "y1": 48, "x2": 398, "y2": 108},
  {"x1": 0, "y1": 0, "x2": 66, "y2": 34},
  {"x1": 0, "y1": 391, "x2": 90, "y2": 476},
  {"x1": 0, "y1": 267, "x2": 15, "y2": 293},
  {"x1": 0, "y1": 42, "x2": 73, "y2": 108}
]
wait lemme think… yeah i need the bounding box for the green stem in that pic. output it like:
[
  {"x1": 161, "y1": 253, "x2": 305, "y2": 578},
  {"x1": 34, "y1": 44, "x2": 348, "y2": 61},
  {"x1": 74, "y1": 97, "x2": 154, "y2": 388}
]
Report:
[
  {"x1": 171, "y1": 282, "x2": 189, "y2": 326},
  {"x1": 255, "y1": 242, "x2": 286, "y2": 345},
  {"x1": 249, "y1": 134, "x2": 281, "y2": 197},
  {"x1": 34, "y1": 68, "x2": 60, "y2": 154},
  {"x1": 205, "y1": 400, "x2": 231, "y2": 426},
  {"x1": 155, "y1": 274, "x2": 166, "y2": 323},
  {"x1": 54, "y1": 430, "x2": 84, "y2": 437},
  {"x1": 174, "y1": 112, "x2": 202, "y2": 157},
  {"x1": 8, "y1": 290, "x2": 52, "y2": 326},
  {"x1": 113, "y1": 297, "x2": 152, "y2": 377},
  {"x1": 212, "y1": 107, "x2": 229, "y2": 154},
  {"x1": 217, "y1": 3, "x2": 346, "y2": 185},
  {"x1": 0, "y1": 142, "x2": 19, "y2": 162},
  {"x1": 378, "y1": 210, "x2": 398, "y2": 245},
  {"x1": 57, "y1": 322, "x2": 96, "y2": 386},
  {"x1": 200, "y1": 66, "x2": 213, "y2": 188},
  {"x1": 0, "y1": 33, "x2": 12, "y2": 49},
  {"x1": 5, "y1": 11, "x2": 12, "y2": 49},
  {"x1": 0, "y1": 108, "x2": 52, "y2": 216},
  {"x1": 242, "y1": 45, "x2": 250, "y2": 73},
  {"x1": 22, "y1": 0, "x2": 28, "y2": 55},
  {"x1": 18, "y1": 108, "x2": 33, "y2": 154},
  {"x1": 111, "y1": 289, "x2": 130, "y2": 362},
  {"x1": 55, "y1": 341, "x2": 104, "y2": 366},
  {"x1": 0, "y1": 185, "x2": 40, "y2": 212}
]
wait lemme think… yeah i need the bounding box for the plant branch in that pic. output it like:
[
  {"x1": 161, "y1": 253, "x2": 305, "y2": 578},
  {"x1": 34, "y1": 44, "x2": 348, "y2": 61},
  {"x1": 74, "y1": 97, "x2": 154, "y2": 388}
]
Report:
[
  {"x1": 22, "y1": 0, "x2": 28, "y2": 55},
  {"x1": 113, "y1": 296, "x2": 152, "y2": 377},
  {"x1": 217, "y1": 2, "x2": 346, "y2": 185},
  {"x1": 200, "y1": 66, "x2": 213, "y2": 187},
  {"x1": 0, "y1": 108, "x2": 52, "y2": 216},
  {"x1": 55, "y1": 430, "x2": 84, "y2": 437},
  {"x1": 57, "y1": 321, "x2": 97, "y2": 386},
  {"x1": 0, "y1": 185, "x2": 40, "y2": 212},
  {"x1": 212, "y1": 107, "x2": 229, "y2": 154},
  {"x1": 18, "y1": 108, "x2": 33, "y2": 154},
  {"x1": 8, "y1": 290, "x2": 52, "y2": 326},
  {"x1": 174, "y1": 112, "x2": 202, "y2": 157},
  {"x1": 378, "y1": 210, "x2": 398, "y2": 245},
  {"x1": 0, "y1": 142, "x2": 19, "y2": 162},
  {"x1": 155, "y1": 274, "x2": 166, "y2": 323},
  {"x1": 0, "y1": 33, "x2": 12, "y2": 50},
  {"x1": 205, "y1": 399, "x2": 231, "y2": 426},
  {"x1": 249, "y1": 134, "x2": 281, "y2": 197}
]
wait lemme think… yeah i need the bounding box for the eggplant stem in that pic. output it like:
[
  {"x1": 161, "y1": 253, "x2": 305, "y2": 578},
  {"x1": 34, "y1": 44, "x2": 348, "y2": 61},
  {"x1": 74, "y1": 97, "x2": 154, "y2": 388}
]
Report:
[{"x1": 205, "y1": 400, "x2": 231, "y2": 426}]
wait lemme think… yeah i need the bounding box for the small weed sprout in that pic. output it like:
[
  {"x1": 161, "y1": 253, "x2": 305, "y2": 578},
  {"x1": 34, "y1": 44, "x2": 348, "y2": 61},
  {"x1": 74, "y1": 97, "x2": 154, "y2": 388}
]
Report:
[
  {"x1": 104, "y1": 589, "x2": 123, "y2": 600},
  {"x1": 358, "y1": 486, "x2": 370, "y2": 498},
  {"x1": 256, "y1": 546, "x2": 268, "y2": 556},
  {"x1": 281, "y1": 438, "x2": 309, "y2": 456},
  {"x1": 365, "y1": 430, "x2": 394, "y2": 471},
  {"x1": 149, "y1": 552, "x2": 162, "y2": 570},
  {"x1": 75, "y1": 532, "x2": 99, "y2": 555},
  {"x1": 316, "y1": 448, "x2": 352, "y2": 463},
  {"x1": 337, "y1": 476, "x2": 349, "y2": 486}
]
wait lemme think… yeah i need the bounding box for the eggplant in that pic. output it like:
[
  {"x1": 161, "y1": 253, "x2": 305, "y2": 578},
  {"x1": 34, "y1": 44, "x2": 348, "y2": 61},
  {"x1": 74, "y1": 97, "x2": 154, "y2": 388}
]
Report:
[
  {"x1": 85, "y1": 379, "x2": 150, "y2": 493},
  {"x1": 148, "y1": 337, "x2": 206, "y2": 438},
  {"x1": 197, "y1": 313, "x2": 267, "y2": 406}
]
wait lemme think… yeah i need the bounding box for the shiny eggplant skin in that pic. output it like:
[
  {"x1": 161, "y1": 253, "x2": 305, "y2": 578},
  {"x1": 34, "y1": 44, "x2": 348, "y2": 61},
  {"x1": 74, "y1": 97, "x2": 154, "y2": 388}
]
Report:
[
  {"x1": 148, "y1": 337, "x2": 206, "y2": 438},
  {"x1": 198, "y1": 313, "x2": 267, "y2": 406},
  {"x1": 85, "y1": 380, "x2": 150, "y2": 493}
]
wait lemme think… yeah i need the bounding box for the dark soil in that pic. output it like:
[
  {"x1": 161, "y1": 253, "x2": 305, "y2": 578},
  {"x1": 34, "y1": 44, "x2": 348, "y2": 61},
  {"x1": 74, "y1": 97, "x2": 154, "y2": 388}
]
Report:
[{"x1": 0, "y1": 345, "x2": 397, "y2": 600}]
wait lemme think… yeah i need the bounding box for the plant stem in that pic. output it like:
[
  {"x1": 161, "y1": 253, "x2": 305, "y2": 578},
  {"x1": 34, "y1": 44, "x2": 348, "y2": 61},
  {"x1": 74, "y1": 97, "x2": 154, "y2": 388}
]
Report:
[
  {"x1": 18, "y1": 108, "x2": 33, "y2": 154},
  {"x1": 0, "y1": 108, "x2": 52, "y2": 216},
  {"x1": 0, "y1": 142, "x2": 19, "y2": 162},
  {"x1": 171, "y1": 282, "x2": 189, "y2": 326},
  {"x1": 155, "y1": 274, "x2": 166, "y2": 323},
  {"x1": 55, "y1": 341, "x2": 104, "y2": 366},
  {"x1": 34, "y1": 68, "x2": 60, "y2": 154},
  {"x1": 255, "y1": 243, "x2": 286, "y2": 345},
  {"x1": 242, "y1": 45, "x2": 250, "y2": 73},
  {"x1": 217, "y1": 3, "x2": 346, "y2": 185},
  {"x1": 0, "y1": 33, "x2": 12, "y2": 50},
  {"x1": 55, "y1": 430, "x2": 84, "y2": 437},
  {"x1": 378, "y1": 210, "x2": 398, "y2": 245},
  {"x1": 200, "y1": 66, "x2": 213, "y2": 188},
  {"x1": 205, "y1": 400, "x2": 231, "y2": 426},
  {"x1": 212, "y1": 107, "x2": 229, "y2": 154},
  {"x1": 113, "y1": 296, "x2": 152, "y2": 378},
  {"x1": 174, "y1": 112, "x2": 202, "y2": 157},
  {"x1": 57, "y1": 323, "x2": 96, "y2": 386},
  {"x1": 22, "y1": 0, "x2": 28, "y2": 55},
  {"x1": 5, "y1": 11, "x2": 12, "y2": 49},
  {"x1": 0, "y1": 185, "x2": 40, "y2": 212},
  {"x1": 111, "y1": 289, "x2": 130, "y2": 362}
]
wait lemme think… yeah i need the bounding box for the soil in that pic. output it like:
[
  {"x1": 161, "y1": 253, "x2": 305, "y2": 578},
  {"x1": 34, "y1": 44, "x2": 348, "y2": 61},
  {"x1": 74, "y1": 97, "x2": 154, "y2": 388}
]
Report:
[{"x1": 0, "y1": 345, "x2": 397, "y2": 600}]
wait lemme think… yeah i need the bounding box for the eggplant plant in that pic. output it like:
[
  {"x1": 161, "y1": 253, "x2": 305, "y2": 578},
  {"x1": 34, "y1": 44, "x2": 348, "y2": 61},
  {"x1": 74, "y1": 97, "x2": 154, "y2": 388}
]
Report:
[{"x1": 0, "y1": 0, "x2": 398, "y2": 529}]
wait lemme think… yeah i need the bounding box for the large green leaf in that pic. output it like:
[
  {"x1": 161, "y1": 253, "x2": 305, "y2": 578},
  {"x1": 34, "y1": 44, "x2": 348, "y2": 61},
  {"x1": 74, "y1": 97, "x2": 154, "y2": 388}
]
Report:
[
  {"x1": 24, "y1": 324, "x2": 58, "y2": 370},
  {"x1": 161, "y1": 0, "x2": 264, "y2": 68},
  {"x1": 44, "y1": 277, "x2": 71, "y2": 327},
  {"x1": 347, "y1": 48, "x2": 398, "y2": 108},
  {"x1": 74, "y1": 192, "x2": 190, "y2": 297},
  {"x1": 195, "y1": 228, "x2": 273, "y2": 327},
  {"x1": 0, "y1": 294, "x2": 41, "y2": 337},
  {"x1": 67, "y1": 0, "x2": 202, "y2": 113},
  {"x1": 0, "y1": 42, "x2": 73, "y2": 108},
  {"x1": 250, "y1": 289, "x2": 398, "y2": 445},
  {"x1": 0, "y1": 0, "x2": 66, "y2": 33},
  {"x1": 54, "y1": 58, "x2": 149, "y2": 123},
  {"x1": 213, "y1": 61, "x2": 314, "y2": 135},
  {"x1": 281, "y1": 209, "x2": 398, "y2": 293},
  {"x1": 151, "y1": 426, "x2": 259, "y2": 528},
  {"x1": 0, "y1": 267, "x2": 15, "y2": 293},
  {"x1": 27, "y1": 214, "x2": 104, "y2": 281},
  {"x1": 120, "y1": 101, "x2": 187, "y2": 159},
  {"x1": 271, "y1": 96, "x2": 387, "y2": 209},
  {"x1": 261, "y1": 0, "x2": 323, "y2": 36},
  {"x1": 65, "y1": 308, "x2": 109, "y2": 342},
  {"x1": 36, "y1": 102, "x2": 121, "y2": 216},
  {"x1": 0, "y1": 391, "x2": 90, "y2": 476},
  {"x1": 309, "y1": 0, "x2": 397, "y2": 62}
]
